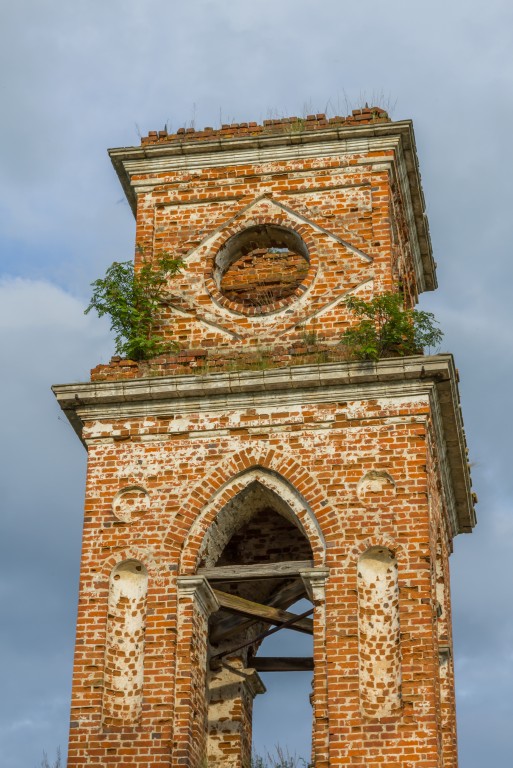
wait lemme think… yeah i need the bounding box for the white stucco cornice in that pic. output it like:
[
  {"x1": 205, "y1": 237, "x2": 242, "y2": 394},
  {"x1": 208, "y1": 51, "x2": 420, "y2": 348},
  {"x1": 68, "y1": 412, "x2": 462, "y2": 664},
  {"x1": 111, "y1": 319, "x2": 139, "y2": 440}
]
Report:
[
  {"x1": 108, "y1": 120, "x2": 436, "y2": 293},
  {"x1": 52, "y1": 354, "x2": 475, "y2": 536}
]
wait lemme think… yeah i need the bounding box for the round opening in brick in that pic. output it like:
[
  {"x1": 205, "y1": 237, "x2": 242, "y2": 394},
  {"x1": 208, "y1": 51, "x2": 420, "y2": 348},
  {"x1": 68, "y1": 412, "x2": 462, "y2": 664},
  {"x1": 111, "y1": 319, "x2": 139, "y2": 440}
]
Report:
[{"x1": 214, "y1": 224, "x2": 310, "y2": 313}]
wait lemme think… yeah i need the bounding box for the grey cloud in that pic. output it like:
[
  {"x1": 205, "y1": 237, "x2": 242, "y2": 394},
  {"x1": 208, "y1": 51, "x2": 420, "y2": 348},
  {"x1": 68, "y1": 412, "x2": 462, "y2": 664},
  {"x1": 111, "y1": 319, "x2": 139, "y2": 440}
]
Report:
[
  {"x1": 1, "y1": 1, "x2": 512, "y2": 765},
  {"x1": 0, "y1": 279, "x2": 110, "y2": 768}
]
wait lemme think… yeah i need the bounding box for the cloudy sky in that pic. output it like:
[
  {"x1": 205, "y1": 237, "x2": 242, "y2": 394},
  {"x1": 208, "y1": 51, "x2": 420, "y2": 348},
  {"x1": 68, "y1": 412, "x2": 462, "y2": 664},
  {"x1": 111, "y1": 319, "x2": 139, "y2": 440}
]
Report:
[{"x1": 1, "y1": 1, "x2": 512, "y2": 765}]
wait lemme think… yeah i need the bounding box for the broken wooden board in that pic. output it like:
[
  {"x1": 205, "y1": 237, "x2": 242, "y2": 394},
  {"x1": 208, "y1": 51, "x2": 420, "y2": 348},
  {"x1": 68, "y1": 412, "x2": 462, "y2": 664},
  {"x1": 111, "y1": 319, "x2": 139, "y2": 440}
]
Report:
[
  {"x1": 210, "y1": 579, "x2": 307, "y2": 644},
  {"x1": 198, "y1": 560, "x2": 314, "y2": 582},
  {"x1": 213, "y1": 588, "x2": 313, "y2": 634},
  {"x1": 250, "y1": 656, "x2": 314, "y2": 672}
]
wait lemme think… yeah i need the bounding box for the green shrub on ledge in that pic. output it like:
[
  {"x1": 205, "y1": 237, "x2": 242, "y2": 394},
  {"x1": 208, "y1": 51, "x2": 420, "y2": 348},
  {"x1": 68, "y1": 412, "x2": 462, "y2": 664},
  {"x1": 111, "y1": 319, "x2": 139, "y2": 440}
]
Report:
[
  {"x1": 341, "y1": 292, "x2": 443, "y2": 361},
  {"x1": 85, "y1": 249, "x2": 183, "y2": 361}
]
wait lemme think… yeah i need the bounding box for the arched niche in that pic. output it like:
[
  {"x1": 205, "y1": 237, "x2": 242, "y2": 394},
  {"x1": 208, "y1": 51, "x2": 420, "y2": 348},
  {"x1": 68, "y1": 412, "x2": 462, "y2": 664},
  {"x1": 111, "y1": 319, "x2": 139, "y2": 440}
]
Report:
[
  {"x1": 103, "y1": 560, "x2": 148, "y2": 726},
  {"x1": 357, "y1": 547, "x2": 401, "y2": 718}
]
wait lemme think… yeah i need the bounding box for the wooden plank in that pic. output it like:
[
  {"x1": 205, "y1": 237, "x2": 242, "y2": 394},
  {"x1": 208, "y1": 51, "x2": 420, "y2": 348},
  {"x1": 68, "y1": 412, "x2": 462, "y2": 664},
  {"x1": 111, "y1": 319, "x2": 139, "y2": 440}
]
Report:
[
  {"x1": 250, "y1": 657, "x2": 314, "y2": 672},
  {"x1": 198, "y1": 560, "x2": 314, "y2": 582},
  {"x1": 210, "y1": 579, "x2": 307, "y2": 644},
  {"x1": 213, "y1": 589, "x2": 313, "y2": 634}
]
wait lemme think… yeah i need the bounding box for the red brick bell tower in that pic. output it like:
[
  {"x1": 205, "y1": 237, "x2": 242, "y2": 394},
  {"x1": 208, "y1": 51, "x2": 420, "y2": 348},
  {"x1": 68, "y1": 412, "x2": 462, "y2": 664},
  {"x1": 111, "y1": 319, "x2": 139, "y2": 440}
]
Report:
[{"x1": 54, "y1": 109, "x2": 475, "y2": 768}]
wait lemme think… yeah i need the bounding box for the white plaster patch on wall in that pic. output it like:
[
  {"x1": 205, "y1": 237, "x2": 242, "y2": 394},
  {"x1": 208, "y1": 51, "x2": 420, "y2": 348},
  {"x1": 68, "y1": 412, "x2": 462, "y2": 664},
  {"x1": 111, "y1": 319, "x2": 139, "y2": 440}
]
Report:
[
  {"x1": 296, "y1": 183, "x2": 372, "y2": 212},
  {"x1": 346, "y1": 394, "x2": 429, "y2": 421},
  {"x1": 86, "y1": 420, "x2": 116, "y2": 439},
  {"x1": 113, "y1": 444, "x2": 173, "y2": 479},
  {"x1": 102, "y1": 560, "x2": 148, "y2": 726},
  {"x1": 296, "y1": 432, "x2": 338, "y2": 456},
  {"x1": 166, "y1": 409, "x2": 307, "y2": 435},
  {"x1": 127, "y1": 417, "x2": 160, "y2": 436},
  {"x1": 255, "y1": 155, "x2": 362, "y2": 177},
  {"x1": 128, "y1": 545, "x2": 168, "y2": 586},
  {"x1": 416, "y1": 694, "x2": 432, "y2": 715},
  {"x1": 357, "y1": 547, "x2": 401, "y2": 718}
]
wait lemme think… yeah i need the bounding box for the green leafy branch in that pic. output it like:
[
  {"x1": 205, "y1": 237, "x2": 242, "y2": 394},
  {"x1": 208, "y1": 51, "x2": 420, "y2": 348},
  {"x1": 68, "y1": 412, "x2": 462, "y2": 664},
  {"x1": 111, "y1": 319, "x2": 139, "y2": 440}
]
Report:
[
  {"x1": 341, "y1": 292, "x2": 443, "y2": 361},
  {"x1": 85, "y1": 249, "x2": 184, "y2": 361}
]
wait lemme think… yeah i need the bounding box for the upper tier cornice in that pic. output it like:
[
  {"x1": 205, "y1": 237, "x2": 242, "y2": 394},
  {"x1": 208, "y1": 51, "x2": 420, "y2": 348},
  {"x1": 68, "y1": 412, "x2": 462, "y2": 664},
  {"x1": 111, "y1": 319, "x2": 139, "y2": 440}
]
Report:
[{"x1": 53, "y1": 354, "x2": 475, "y2": 537}]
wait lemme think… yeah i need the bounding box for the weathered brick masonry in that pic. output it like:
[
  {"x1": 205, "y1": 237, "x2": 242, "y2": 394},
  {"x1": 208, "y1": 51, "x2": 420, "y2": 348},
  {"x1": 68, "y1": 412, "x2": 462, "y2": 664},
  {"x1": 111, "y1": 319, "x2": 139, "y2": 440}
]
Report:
[{"x1": 54, "y1": 109, "x2": 476, "y2": 767}]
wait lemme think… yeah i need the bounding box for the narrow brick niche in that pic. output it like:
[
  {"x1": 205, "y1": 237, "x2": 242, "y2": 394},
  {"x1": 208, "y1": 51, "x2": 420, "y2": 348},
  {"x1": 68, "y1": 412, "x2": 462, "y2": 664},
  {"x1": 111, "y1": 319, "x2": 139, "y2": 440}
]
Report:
[{"x1": 103, "y1": 560, "x2": 148, "y2": 726}]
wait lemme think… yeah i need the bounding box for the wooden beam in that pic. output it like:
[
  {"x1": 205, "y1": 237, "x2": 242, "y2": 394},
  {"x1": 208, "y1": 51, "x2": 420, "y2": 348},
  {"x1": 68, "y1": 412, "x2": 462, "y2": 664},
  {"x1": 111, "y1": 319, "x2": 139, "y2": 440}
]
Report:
[
  {"x1": 250, "y1": 657, "x2": 314, "y2": 672},
  {"x1": 198, "y1": 560, "x2": 314, "y2": 582},
  {"x1": 210, "y1": 579, "x2": 307, "y2": 644},
  {"x1": 211, "y1": 607, "x2": 315, "y2": 663},
  {"x1": 213, "y1": 589, "x2": 313, "y2": 634}
]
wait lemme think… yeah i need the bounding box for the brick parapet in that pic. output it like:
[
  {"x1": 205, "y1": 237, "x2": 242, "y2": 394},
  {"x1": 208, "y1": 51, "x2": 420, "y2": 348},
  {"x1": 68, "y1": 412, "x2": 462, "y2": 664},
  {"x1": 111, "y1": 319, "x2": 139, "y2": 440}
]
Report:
[
  {"x1": 90, "y1": 343, "x2": 352, "y2": 382},
  {"x1": 140, "y1": 108, "x2": 391, "y2": 147}
]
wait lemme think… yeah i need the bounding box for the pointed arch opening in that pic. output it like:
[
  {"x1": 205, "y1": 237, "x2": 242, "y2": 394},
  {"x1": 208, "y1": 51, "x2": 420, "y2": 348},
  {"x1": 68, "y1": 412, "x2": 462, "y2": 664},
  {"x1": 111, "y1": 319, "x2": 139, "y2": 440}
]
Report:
[
  {"x1": 198, "y1": 479, "x2": 314, "y2": 569},
  {"x1": 202, "y1": 479, "x2": 317, "y2": 768},
  {"x1": 180, "y1": 465, "x2": 326, "y2": 574}
]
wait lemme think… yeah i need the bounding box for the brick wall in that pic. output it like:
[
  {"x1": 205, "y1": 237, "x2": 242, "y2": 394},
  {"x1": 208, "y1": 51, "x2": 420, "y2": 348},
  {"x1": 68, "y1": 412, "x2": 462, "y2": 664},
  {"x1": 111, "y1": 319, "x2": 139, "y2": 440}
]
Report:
[
  {"x1": 63, "y1": 389, "x2": 460, "y2": 767},
  {"x1": 95, "y1": 109, "x2": 434, "y2": 382}
]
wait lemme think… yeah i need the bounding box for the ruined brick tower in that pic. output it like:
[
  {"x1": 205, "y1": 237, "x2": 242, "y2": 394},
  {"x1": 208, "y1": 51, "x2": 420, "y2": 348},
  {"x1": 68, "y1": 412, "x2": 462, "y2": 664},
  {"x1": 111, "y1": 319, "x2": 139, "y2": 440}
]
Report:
[{"x1": 53, "y1": 109, "x2": 476, "y2": 768}]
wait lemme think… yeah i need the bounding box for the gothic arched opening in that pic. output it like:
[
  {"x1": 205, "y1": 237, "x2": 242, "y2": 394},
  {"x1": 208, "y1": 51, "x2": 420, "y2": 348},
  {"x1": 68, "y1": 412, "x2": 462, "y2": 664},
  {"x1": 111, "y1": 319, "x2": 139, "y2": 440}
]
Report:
[{"x1": 201, "y1": 481, "x2": 316, "y2": 768}]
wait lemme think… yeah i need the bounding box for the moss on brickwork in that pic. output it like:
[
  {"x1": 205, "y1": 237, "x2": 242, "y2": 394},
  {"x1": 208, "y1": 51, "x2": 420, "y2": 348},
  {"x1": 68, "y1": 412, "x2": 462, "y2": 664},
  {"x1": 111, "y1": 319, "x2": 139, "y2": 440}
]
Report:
[{"x1": 91, "y1": 343, "x2": 353, "y2": 381}]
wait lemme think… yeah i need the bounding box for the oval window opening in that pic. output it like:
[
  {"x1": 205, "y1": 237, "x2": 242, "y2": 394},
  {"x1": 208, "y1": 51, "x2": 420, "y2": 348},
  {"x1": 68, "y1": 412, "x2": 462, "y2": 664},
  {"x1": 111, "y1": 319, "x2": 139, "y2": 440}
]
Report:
[{"x1": 215, "y1": 225, "x2": 310, "y2": 311}]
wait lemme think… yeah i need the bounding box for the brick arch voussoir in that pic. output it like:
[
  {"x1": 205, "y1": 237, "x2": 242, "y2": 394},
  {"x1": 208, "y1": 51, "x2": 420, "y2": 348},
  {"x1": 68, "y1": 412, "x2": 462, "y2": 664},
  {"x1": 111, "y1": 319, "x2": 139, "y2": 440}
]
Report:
[
  {"x1": 209, "y1": 207, "x2": 313, "y2": 249},
  {"x1": 174, "y1": 447, "x2": 328, "y2": 572},
  {"x1": 177, "y1": 445, "x2": 313, "y2": 520}
]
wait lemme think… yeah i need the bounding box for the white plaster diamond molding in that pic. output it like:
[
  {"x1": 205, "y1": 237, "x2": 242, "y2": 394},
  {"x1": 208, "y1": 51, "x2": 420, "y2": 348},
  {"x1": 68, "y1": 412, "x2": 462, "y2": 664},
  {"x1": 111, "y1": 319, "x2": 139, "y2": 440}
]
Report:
[{"x1": 162, "y1": 195, "x2": 375, "y2": 339}]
